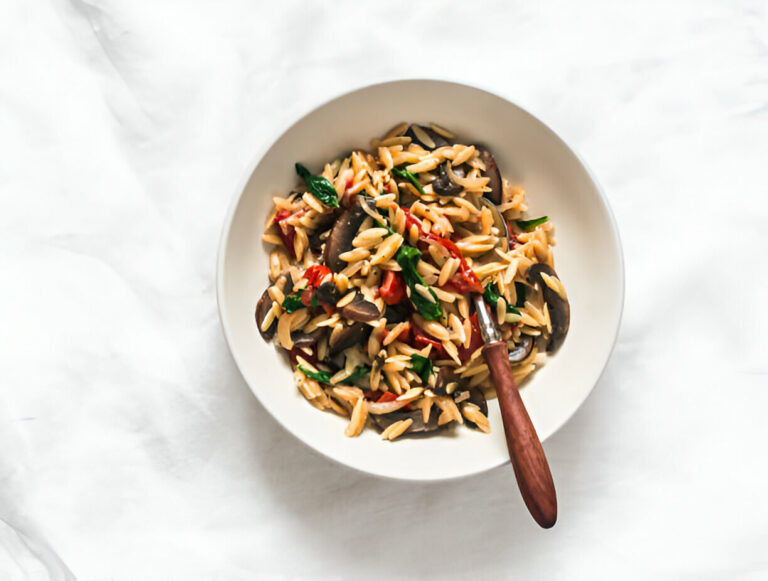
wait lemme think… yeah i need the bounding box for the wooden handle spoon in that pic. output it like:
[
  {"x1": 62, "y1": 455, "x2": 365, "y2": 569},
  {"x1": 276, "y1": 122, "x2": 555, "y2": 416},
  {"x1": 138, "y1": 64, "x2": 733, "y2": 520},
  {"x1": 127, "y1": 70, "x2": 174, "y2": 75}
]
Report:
[
  {"x1": 474, "y1": 196, "x2": 557, "y2": 528},
  {"x1": 474, "y1": 294, "x2": 557, "y2": 528}
]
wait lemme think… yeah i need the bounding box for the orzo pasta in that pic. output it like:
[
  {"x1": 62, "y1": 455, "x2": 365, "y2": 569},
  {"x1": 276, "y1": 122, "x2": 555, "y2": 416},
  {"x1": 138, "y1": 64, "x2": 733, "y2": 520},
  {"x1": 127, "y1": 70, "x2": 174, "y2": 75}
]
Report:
[{"x1": 255, "y1": 123, "x2": 569, "y2": 441}]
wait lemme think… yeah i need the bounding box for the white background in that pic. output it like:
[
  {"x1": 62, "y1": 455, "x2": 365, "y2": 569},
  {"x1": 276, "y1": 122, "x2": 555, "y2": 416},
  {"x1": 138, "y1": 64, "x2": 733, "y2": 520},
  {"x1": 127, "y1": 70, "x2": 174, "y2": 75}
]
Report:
[{"x1": 1, "y1": 1, "x2": 767, "y2": 579}]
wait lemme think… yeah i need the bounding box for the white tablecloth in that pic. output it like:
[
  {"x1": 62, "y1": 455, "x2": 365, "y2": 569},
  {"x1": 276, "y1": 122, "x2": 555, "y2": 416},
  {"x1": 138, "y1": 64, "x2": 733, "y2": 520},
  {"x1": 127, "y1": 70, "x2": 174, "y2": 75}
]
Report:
[{"x1": 1, "y1": 1, "x2": 767, "y2": 579}]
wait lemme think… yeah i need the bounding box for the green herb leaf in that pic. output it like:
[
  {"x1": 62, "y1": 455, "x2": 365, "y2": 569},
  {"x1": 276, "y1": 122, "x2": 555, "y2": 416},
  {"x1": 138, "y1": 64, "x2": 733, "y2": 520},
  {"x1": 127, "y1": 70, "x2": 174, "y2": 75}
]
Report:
[
  {"x1": 515, "y1": 216, "x2": 549, "y2": 231},
  {"x1": 483, "y1": 282, "x2": 501, "y2": 306},
  {"x1": 410, "y1": 354, "x2": 433, "y2": 384},
  {"x1": 297, "y1": 365, "x2": 332, "y2": 383},
  {"x1": 395, "y1": 245, "x2": 443, "y2": 321},
  {"x1": 341, "y1": 366, "x2": 371, "y2": 385},
  {"x1": 310, "y1": 291, "x2": 319, "y2": 307},
  {"x1": 282, "y1": 292, "x2": 305, "y2": 313},
  {"x1": 514, "y1": 282, "x2": 526, "y2": 308},
  {"x1": 295, "y1": 163, "x2": 339, "y2": 208},
  {"x1": 391, "y1": 167, "x2": 425, "y2": 195},
  {"x1": 483, "y1": 282, "x2": 520, "y2": 315},
  {"x1": 374, "y1": 219, "x2": 395, "y2": 237}
]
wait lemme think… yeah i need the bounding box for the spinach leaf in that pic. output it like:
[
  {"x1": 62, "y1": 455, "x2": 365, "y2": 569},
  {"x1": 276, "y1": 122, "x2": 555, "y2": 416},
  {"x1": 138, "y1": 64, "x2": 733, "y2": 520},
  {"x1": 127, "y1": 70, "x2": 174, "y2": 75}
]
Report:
[
  {"x1": 295, "y1": 163, "x2": 339, "y2": 208},
  {"x1": 391, "y1": 167, "x2": 425, "y2": 195},
  {"x1": 297, "y1": 365, "x2": 332, "y2": 383},
  {"x1": 483, "y1": 282, "x2": 520, "y2": 315},
  {"x1": 410, "y1": 354, "x2": 433, "y2": 384},
  {"x1": 282, "y1": 291, "x2": 305, "y2": 313},
  {"x1": 483, "y1": 281, "x2": 502, "y2": 306},
  {"x1": 514, "y1": 282, "x2": 526, "y2": 308},
  {"x1": 395, "y1": 245, "x2": 443, "y2": 321},
  {"x1": 341, "y1": 366, "x2": 371, "y2": 385},
  {"x1": 515, "y1": 216, "x2": 548, "y2": 231},
  {"x1": 374, "y1": 219, "x2": 395, "y2": 237}
]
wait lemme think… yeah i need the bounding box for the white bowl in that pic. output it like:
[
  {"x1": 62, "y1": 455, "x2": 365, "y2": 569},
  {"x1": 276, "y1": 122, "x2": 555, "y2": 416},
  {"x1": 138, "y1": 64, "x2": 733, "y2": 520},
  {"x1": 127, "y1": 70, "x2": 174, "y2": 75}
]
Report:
[{"x1": 217, "y1": 80, "x2": 624, "y2": 481}]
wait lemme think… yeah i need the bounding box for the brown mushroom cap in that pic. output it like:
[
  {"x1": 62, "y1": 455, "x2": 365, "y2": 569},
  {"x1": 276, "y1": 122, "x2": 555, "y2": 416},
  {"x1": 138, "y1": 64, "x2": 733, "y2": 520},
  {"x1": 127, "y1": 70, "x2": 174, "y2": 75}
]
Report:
[
  {"x1": 338, "y1": 292, "x2": 381, "y2": 322},
  {"x1": 323, "y1": 204, "x2": 367, "y2": 272},
  {"x1": 526, "y1": 263, "x2": 570, "y2": 352},
  {"x1": 432, "y1": 163, "x2": 464, "y2": 197},
  {"x1": 405, "y1": 124, "x2": 450, "y2": 150},
  {"x1": 291, "y1": 327, "x2": 326, "y2": 349},
  {"x1": 328, "y1": 322, "x2": 371, "y2": 356},
  {"x1": 476, "y1": 146, "x2": 503, "y2": 205},
  {"x1": 370, "y1": 406, "x2": 443, "y2": 434},
  {"x1": 315, "y1": 281, "x2": 341, "y2": 307},
  {"x1": 255, "y1": 290, "x2": 276, "y2": 341}
]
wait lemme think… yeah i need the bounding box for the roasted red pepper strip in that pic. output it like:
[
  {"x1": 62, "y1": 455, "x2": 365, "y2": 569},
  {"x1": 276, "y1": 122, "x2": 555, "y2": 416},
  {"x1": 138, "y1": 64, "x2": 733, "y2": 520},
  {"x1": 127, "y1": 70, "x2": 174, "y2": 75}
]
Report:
[
  {"x1": 304, "y1": 264, "x2": 331, "y2": 287},
  {"x1": 273, "y1": 209, "x2": 296, "y2": 258},
  {"x1": 400, "y1": 207, "x2": 483, "y2": 294},
  {"x1": 376, "y1": 392, "x2": 398, "y2": 403},
  {"x1": 456, "y1": 313, "x2": 483, "y2": 363},
  {"x1": 379, "y1": 270, "x2": 406, "y2": 305},
  {"x1": 410, "y1": 320, "x2": 448, "y2": 360}
]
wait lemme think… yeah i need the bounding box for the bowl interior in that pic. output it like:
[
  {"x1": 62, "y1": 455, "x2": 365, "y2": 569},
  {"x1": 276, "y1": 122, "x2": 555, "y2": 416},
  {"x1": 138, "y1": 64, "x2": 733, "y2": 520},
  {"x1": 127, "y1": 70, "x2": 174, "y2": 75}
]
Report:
[{"x1": 218, "y1": 80, "x2": 623, "y2": 481}]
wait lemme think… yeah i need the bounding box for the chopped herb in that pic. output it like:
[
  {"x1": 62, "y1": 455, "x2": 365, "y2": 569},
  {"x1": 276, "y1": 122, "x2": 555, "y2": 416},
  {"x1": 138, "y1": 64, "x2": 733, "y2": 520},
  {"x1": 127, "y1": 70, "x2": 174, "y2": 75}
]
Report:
[
  {"x1": 341, "y1": 365, "x2": 371, "y2": 385},
  {"x1": 410, "y1": 354, "x2": 433, "y2": 384},
  {"x1": 514, "y1": 282, "x2": 526, "y2": 308},
  {"x1": 395, "y1": 245, "x2": 443, "y2": 321},
  {"x1": 295, "y1": 163, "x2": 339, "y2": 208},
  {"x1": 483, "y1": 281, "x2": 502, "y2": 306},
  {"x1": 391, "y1": 167, "x2": 425, "y2": 195},
  {"x1": 483, "y1": 282, "x2": 520, "y2": 315},
  {"x1": 516, "y1": 216, "x2": 549, "y2": 231},
  {"x1": 297, "y1": 365, "x2": 332, "y2": 383},
  {"x1": 282, "y1": 291, "x2": 305, "y2": 313},
  {"x1": 374, "y1": 219, "x2": 395, "y2": 237}
]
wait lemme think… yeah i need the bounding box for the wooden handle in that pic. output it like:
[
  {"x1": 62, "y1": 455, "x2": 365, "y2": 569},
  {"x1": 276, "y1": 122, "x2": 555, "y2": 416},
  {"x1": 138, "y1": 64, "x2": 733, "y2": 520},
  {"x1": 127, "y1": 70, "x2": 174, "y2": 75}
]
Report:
[{"x1": 483, "y1": 341, "x2": 557, "y2": 528}]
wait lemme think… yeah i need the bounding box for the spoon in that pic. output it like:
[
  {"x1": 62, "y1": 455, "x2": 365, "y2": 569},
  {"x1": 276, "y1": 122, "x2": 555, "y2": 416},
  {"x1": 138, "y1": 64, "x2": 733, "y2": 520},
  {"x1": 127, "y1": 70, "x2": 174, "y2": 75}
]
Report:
[{"x1": 475, "y1": 197, "x2": 557, "y2": 528}]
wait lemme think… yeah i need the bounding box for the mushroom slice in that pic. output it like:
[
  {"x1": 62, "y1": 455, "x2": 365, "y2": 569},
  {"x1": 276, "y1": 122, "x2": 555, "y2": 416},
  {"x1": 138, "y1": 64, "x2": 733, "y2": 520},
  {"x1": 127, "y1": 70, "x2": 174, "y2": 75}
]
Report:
[
  {"x1": 526, "y1": 264, "x2": 570, "y2": 352},
  {"x1": 405, "y1": 123, "x2": 450, "y2": 150},
  {"x1": 328, "y1": 322, "x2": 372, "y2": 356},
  {"x1": 323, "y1": 204, "x2": 367, "y2": 272},
  {"x1": 338, "y1": 292, "x2": 381, "y2": 322},
  {"x1": 370, "y1": 407, "x2": 442, "y2": 434},
  {"x1": 256, "y1": 290, "x2": 277, "y2": 341},
  {"x1": 383, "y1": 304, "x2": 409, "y2": 324},
  {"x1": 476, "y1": 146, "x2": 503, "y2": 205},
  {"x1": 291, "y1": 327, "x2": 326, "y2": 349},
  {"x1": 431, "y1": 163, "x2": 463, "y2": 197},
  {"x1": 315, "y1": 281, "x2": 341, "y2": 307},
  {"x1": 307, "y1": 213, "x2": 336, "y2": 250}
]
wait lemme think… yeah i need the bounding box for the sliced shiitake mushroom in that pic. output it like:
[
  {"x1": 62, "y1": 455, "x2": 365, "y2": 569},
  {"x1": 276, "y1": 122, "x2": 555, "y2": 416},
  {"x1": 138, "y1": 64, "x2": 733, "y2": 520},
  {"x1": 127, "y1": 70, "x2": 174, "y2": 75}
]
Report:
[
  {"x1": 405, "y1": 123, "x2": 450, "y2": 150},
  {"x1": 323, "y1": 204, "x2": 367, "y2": 272},
  {"x1": 476, "y1": 146, "x2": 503, "y2": 205},
  {"x1": 328, "y1": 322, "x2": 371, "y2": 356},
  {"x1": 432, "y1": 367, "x2": 455, "y2": 397},
  {"x1": 315, "y1": 281, "x2": 341, "y2": 307},
  {"x1": 384, "y1": 304, "x2": 409, "y2": 324},
  {"x1": 370, "y1": 406, "x2": 443, "y2": 434},
  {"x1": 291, "y1": 327, "x2": 326, "y2": 349},
  {"x1": 255, "y1": 290, "x2": 276, "y2": 341},
  {"x1": 308, "y1": 214, "x2": 336, "y2": 251},
  {"x1": 338, "y1": 292, "x2": 380, "y2": 322},
  {"x1": 431, "y1": 163, "x2": 464, "y2": 197},
  {"x1": 526, "y1": 263, "x2": 570, "y2": 352}
]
